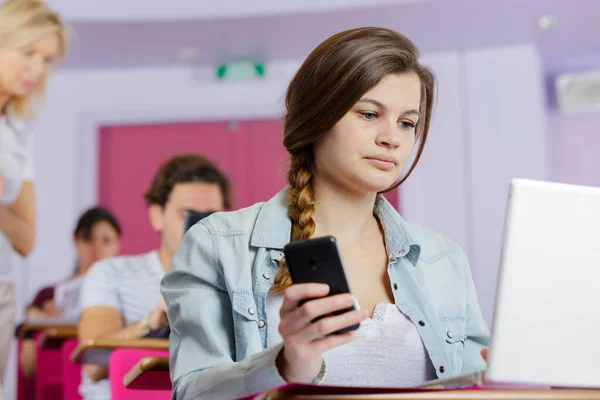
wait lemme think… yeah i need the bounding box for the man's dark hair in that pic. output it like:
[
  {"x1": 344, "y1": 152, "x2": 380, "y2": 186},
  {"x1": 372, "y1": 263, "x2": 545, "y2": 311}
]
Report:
[{"x1": 144, "y1": 154, "x2": 233, "y2": 209}]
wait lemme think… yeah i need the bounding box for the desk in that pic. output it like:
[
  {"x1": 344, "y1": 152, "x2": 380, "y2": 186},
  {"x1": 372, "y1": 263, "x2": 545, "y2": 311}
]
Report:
[
  {"x1": 70, "y1": 338, "x2": 168, "y2": 365},
  {"x1": 123, "y1": 356, "x2": 170, "y2": 390},
  {"x1": 261, "y1": 389, "x2": 600, "y2": 400},
  {"x1": 18, "y1": 317, "x2": 78, "y2": 340},
  {"x1": 38, "y1": 326, "x2": 78, "y2": 349}
]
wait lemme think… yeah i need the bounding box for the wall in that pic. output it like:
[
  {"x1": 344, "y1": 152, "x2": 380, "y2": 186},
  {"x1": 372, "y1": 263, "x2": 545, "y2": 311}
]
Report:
[
  {"x1": 463, "y1": 45, "x2": 549, "y2": 323},
  {"x1": 547, "y1": 110, "x2": 600, "y2": 187}
]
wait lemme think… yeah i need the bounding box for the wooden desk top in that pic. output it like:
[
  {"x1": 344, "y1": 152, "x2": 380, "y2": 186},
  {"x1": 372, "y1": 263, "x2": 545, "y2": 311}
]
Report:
[
  {"x1": 38, "y1": 326, "x2": 78, "y2": 348},
  {"x1": 18, "y1": 317, "x2": 78, "y2": 340},
  {"x1": 123, "y1": 356, "x2": 170, "y2": 390},
  {"x1": 70, "y1": 338, "x2": 168, "y2": 363},
  {"x1": 263, "y1": 389, "x2": 600, "y2": 400}
]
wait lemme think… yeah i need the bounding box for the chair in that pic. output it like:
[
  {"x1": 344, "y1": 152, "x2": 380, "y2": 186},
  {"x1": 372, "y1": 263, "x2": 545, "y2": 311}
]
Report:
[
  {"x1": 34, "y1": 333, "x2": 62, "y2": 400},
  {"x1": 16, "y1": 339, "x2": 34, "y2": 400},
  {"x1": 108, "y1": 348, "x2": 170, "y2": 400},
  {"x1": 61, "y1": 339, "x2": 82, "y2": 400}
]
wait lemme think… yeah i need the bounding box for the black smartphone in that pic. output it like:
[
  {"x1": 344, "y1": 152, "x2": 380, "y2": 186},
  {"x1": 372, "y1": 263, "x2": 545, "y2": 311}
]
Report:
[
  {"x1": 283, "y1": 236, "x2": 360, "y2": 334},
  {"x1": 143, "y1": 324, "x2": 170, "y2": 339},
  {"x1": 183, "y1": 210, "x2": 214, "y2": 236}
]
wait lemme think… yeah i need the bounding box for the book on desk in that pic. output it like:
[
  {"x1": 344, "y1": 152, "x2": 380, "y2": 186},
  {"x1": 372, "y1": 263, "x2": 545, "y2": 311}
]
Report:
[{"x1": 240, "y1": 383, "x2": 600, "y2": 400}]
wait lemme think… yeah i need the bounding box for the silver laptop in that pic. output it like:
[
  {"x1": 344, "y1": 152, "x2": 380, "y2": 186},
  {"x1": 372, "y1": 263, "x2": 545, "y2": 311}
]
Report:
[{"x1": 420, "y1": 178, "x2": 600, "y2": 389}]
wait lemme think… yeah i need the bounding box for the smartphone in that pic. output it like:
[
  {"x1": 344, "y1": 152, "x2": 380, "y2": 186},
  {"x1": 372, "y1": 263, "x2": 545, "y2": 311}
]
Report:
[
  {"x1": 283, "y1": 236, "x2": 360, "y2": 334},
  {"x1": 183, "y1": 210, "x2": 214, "y2": 236}
]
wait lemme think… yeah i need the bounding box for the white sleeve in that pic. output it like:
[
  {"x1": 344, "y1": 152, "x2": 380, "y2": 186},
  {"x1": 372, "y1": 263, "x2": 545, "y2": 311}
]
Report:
[
  {"x1": 0, "y1": 153, "x2": 21, "y2": 204},
  {"x1": 81, "y1": 259, "x2": 121, "y2": 312}
]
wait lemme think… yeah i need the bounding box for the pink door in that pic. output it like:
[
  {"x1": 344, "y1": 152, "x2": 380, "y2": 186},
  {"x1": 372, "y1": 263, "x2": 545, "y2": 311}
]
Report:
[
  {"x1": 99, "y1": 121, "x2": 239, "y2": 255},
  {"x1": 98, "y1": 119, "x2": 399, "y2": 255}
]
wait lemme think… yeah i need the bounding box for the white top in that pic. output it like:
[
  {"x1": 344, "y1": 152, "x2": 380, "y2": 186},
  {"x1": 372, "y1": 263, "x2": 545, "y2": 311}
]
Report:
[
  {"x1": 54, "y1": 276, "x2": 85, "y2": 320},
  {"x1": 79, "y1": 251, "x2": 165, "y2": 400},
  {"x1": 266, "y1": 294, "x2": 437, "y2": 387},
  {"x1": 0, "y1": 113, "x2": 34, "y2": 283}
]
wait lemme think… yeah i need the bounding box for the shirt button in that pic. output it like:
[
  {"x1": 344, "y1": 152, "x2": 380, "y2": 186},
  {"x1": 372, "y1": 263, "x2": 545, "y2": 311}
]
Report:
[
  {"x1": 393, "y1": 283, "x2": 398, "y2": 290},
  {"x1": 248, "y1": 308, "x2": 256, "y2": 315},
  {"x1": 446, "y1": 330, "x2": 453, "y2": 339},
  {"x1": 258, "y1": 320, "x2": 265, "y2": 328},
  {"x1": 439, "y1": 366, "x2": 445, "y2": 374},
  {"x1": 418, "y1": 320, "x2": 425, "y2": 327},
  {"x1": 263, "y1": 273, "x2": 271, "y2": 280}
]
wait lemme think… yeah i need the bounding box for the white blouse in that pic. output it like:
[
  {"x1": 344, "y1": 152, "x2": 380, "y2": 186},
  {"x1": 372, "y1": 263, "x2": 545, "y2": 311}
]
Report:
[
  {"x1": 0, "y1": 113, "x2": 34, "y2": 282},
  {"x1": 266, "y1": 293, "x2": 437, "y2": 387}
]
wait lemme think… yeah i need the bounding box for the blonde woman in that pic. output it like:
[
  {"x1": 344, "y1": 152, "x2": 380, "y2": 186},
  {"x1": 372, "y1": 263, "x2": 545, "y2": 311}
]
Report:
[{"x1": 0, "y1": 0, "x2": 68, "y2": 384}]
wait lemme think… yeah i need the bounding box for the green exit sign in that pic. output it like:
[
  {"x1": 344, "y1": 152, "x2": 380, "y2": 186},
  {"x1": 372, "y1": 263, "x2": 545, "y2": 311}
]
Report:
[{"x1": 216, "y1": 61, "x2": 266, "y2": 80}]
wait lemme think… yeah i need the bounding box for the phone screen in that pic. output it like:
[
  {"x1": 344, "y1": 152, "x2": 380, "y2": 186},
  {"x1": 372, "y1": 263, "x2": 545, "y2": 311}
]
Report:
[{"x1": 284, "y1": 236, "x2": 360, "y2": 334}]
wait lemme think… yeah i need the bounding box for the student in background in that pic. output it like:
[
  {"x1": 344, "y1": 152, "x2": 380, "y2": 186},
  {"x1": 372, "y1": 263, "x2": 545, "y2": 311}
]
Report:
[
  {"x1": 19, "y1": 206, "x2": 121, "y2": 378},
  {"x1": 78, "y1": 154, "x2": 232, "y2": 400},
  {"x1": 0, "y1": 0, "x2": 69, "y2": 386},
  {"x1": 162, "y1": 27, "x2": 489, "y2": 399}
]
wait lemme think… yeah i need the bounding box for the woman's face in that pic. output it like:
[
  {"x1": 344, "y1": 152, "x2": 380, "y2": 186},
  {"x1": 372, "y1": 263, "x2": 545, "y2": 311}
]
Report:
[
  {"x1": 314, "y1": 72, "x2": 422, "y2": 196},
  {"x1": 0, "y1": 33, "x2": 60, "y2": 98},
  {"x1": 75, "y1": 221, "x2": 121, "y2": 271}
]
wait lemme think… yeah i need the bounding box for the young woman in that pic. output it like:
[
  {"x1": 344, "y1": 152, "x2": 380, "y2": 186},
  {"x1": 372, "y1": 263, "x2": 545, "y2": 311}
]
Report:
[
  {"x1": 161, "y1": 27, "x2": 489, "y2": 399},
  {"x1": 19, "y1": 206, "x2": 121, "y2": 378},
  {"x1": 0, "y1": 0, "x2": 69, "y2": 383}
]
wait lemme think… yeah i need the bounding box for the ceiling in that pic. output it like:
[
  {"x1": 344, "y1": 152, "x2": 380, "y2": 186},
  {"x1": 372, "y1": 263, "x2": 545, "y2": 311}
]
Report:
[
  {"x1": 47, "y1": 0, "x2": 423, "y2": 22},
  {"x1": 61, "y1": 0, "x2": 600, "y2": 75}
]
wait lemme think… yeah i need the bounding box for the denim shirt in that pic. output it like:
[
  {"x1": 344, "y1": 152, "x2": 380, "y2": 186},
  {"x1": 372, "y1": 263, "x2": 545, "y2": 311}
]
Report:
[{"x1": 161, "y1": 189, "x2": 489, "y2": 400}]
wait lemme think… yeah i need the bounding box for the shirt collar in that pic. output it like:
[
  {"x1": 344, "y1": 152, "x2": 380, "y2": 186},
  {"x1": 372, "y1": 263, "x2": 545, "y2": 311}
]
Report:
[{"x1": 250, "y1": 188, "x2": 421, "y2": 264}]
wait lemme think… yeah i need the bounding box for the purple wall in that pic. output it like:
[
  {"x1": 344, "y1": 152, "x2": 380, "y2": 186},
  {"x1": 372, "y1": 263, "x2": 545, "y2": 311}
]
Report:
[{"x1": 547, "y1": 110, "x2": 600, "y2": 188}]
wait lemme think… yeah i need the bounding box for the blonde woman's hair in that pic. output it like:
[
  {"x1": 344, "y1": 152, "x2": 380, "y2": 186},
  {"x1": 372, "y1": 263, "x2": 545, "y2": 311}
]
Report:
[{"x1": 0, "y1": 0, "x2": 69, "y2": 118}]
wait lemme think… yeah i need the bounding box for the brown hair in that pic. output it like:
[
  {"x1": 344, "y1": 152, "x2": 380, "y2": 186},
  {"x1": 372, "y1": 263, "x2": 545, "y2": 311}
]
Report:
[
  {"x1": 271, "y1": 27, "x2": 436, "y2": 293},
  {"x1": 144, "y1": 154, "x2": 233, "y2": 209},
  {"x1": 74, "y1": 206, "x2": 122, "y2": 240}
]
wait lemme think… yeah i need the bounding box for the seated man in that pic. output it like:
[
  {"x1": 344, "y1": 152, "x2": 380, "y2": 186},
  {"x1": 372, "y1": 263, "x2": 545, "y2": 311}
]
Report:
[{"x1": 78, "y1": 154, "x2": 232, "y2": 400}]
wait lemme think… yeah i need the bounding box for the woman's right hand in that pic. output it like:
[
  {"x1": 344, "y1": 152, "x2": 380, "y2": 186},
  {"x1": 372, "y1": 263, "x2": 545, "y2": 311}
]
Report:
[{"x1": 276, "y1": 283, "x2": 368, "y2": 383}]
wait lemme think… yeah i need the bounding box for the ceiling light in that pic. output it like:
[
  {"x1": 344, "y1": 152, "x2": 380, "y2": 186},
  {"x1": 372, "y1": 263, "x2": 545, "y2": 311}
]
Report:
[{"x1": 538, "y1": 15, "x2": 558, "y2": 30}]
